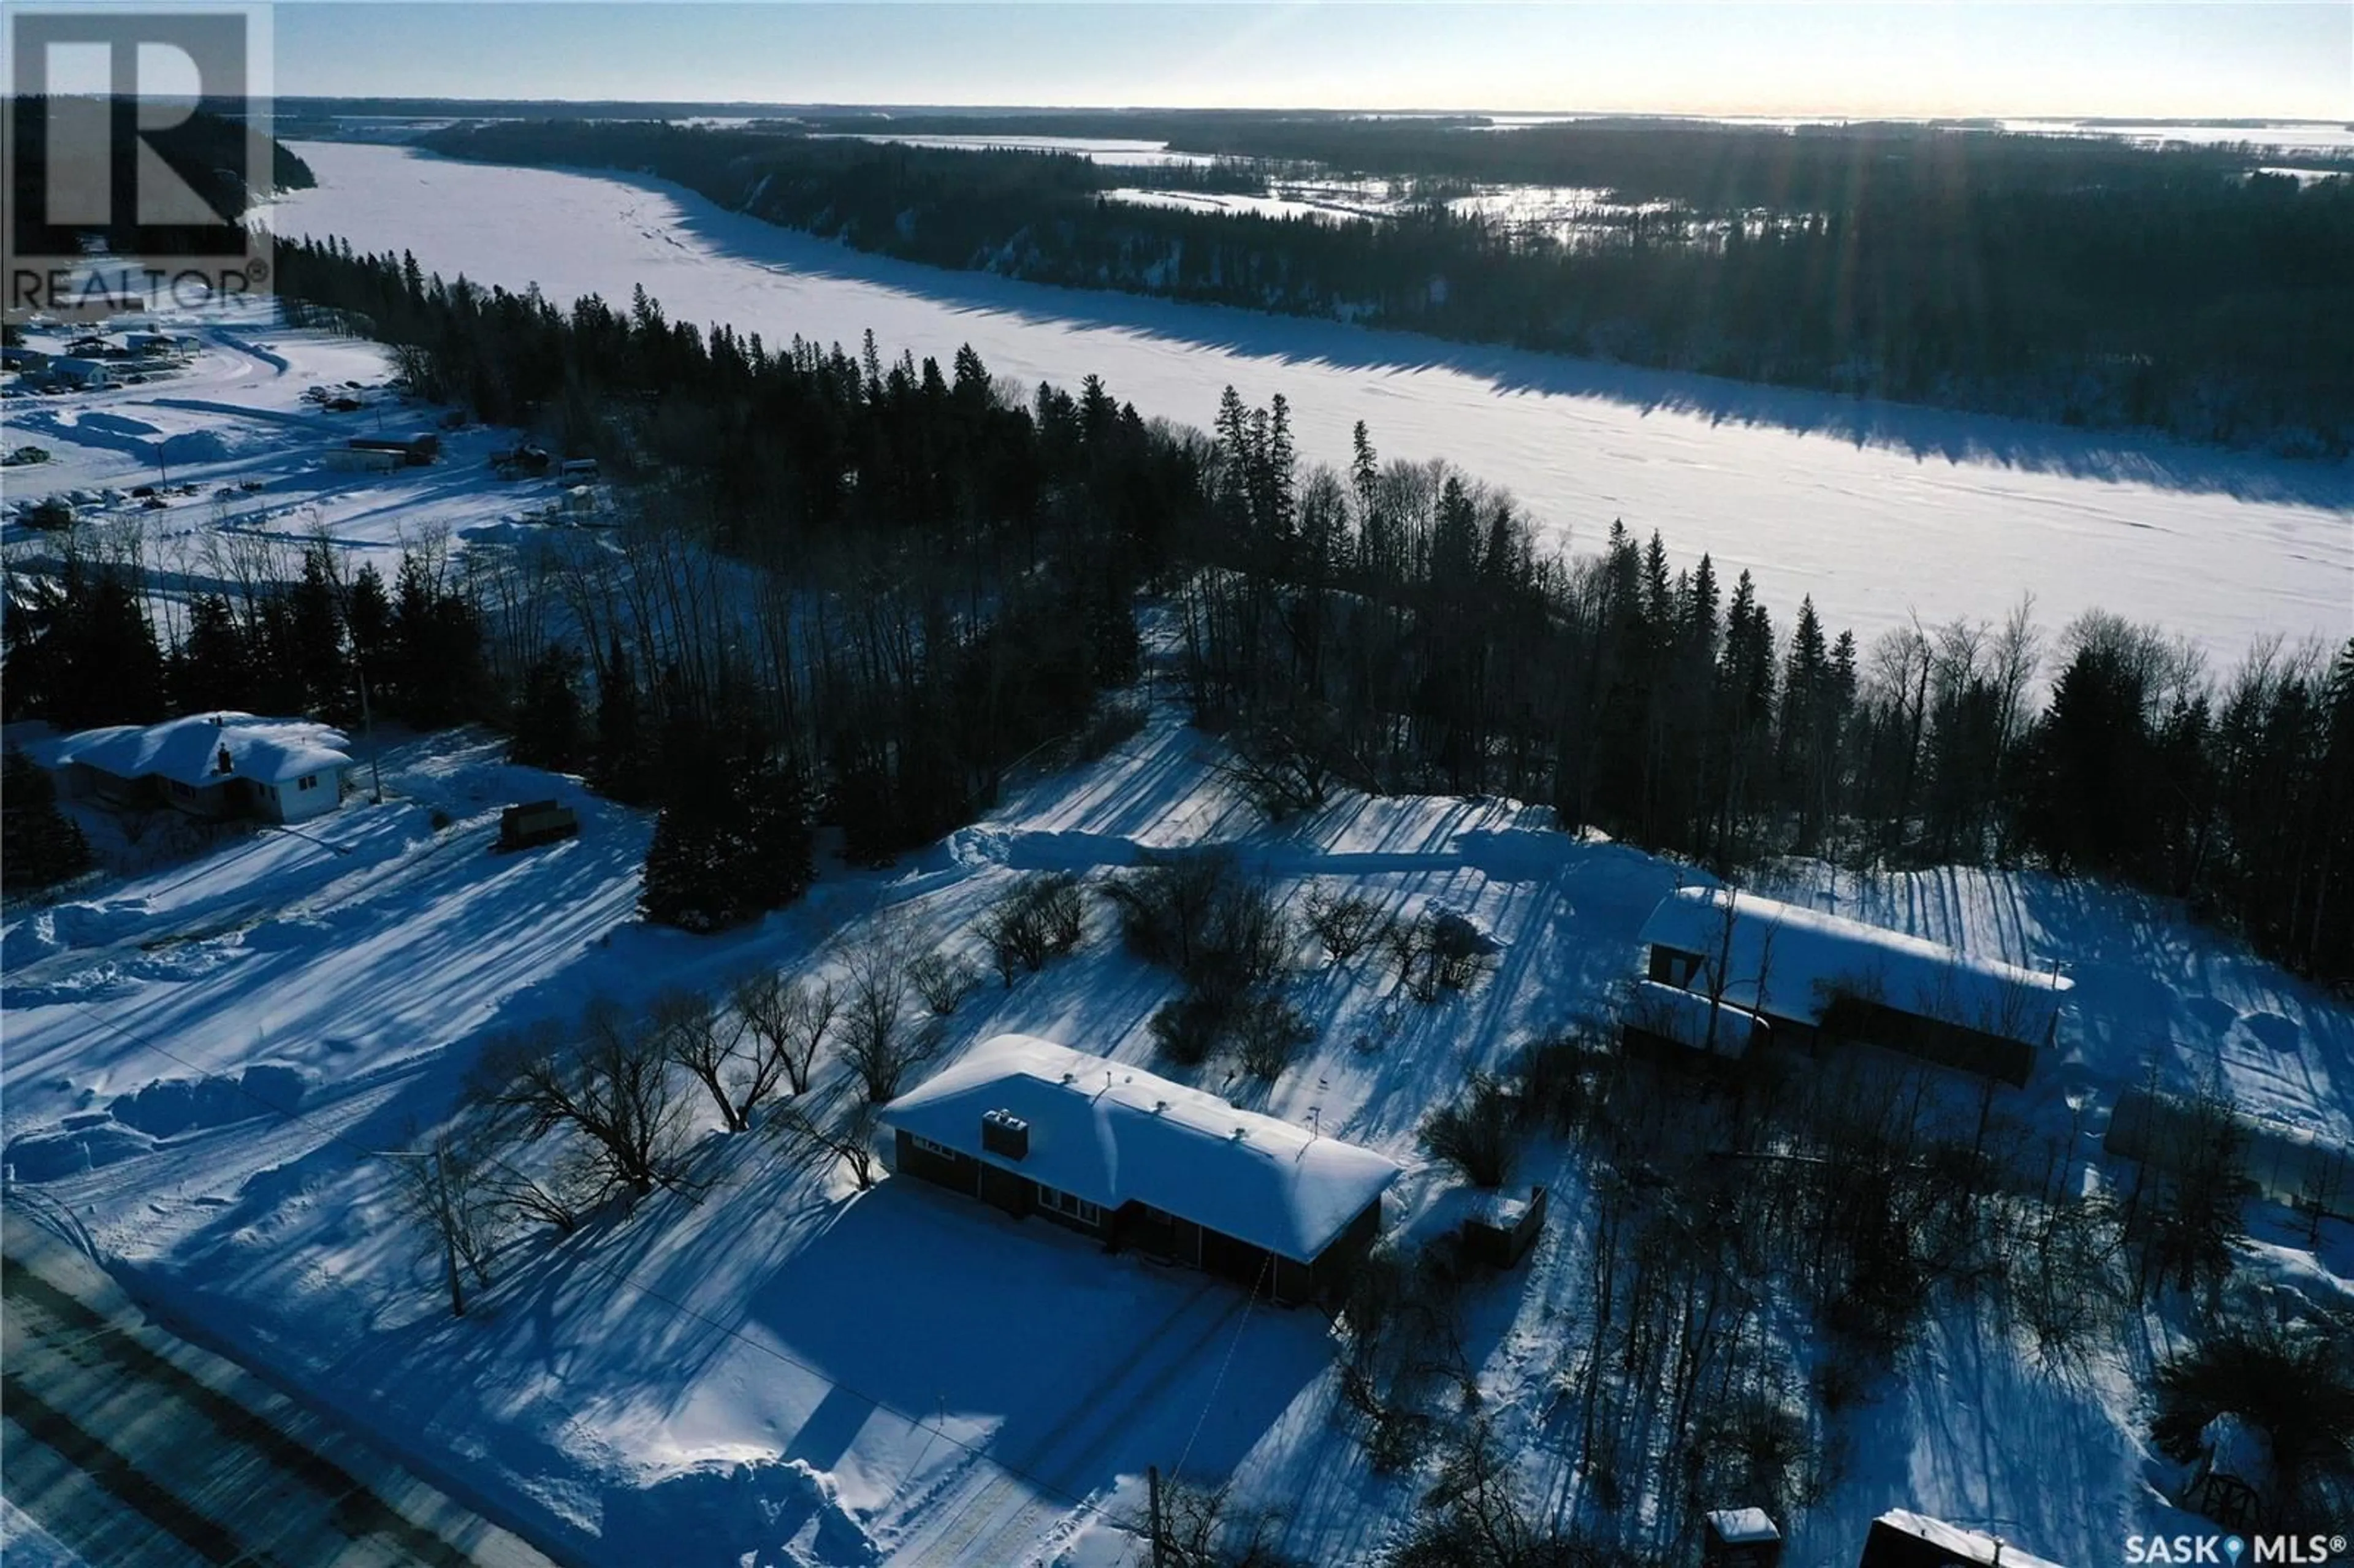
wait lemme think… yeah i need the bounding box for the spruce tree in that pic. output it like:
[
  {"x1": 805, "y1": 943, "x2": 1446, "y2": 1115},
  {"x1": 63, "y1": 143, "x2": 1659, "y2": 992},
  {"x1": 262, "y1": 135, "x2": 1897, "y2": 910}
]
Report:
[
  {"x1": 510, "y1": 644, "x2": 585, "y2": 772},
  {"x1": 2, "y1": 750, "x2": 94, "y2": 896},
  {"x1": 590, "y1": 638, "x2": 650, "y2": 803}
]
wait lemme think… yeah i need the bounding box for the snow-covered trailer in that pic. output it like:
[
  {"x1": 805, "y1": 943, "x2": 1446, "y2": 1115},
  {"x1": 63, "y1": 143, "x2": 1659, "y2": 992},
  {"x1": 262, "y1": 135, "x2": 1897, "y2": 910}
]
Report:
[
  {"x1": 324, "y1": 445, "x2": 405, "y2": 473},
  {"x1": 882, "y1": 1035, "x2": 1401, "y2": 1306},
  {"x1": 498, "y1": 801, "x2": 579, "y2": 851},
  {"x1": 1636, "y1": 886, "x2": 2071, "y2": 1086}
]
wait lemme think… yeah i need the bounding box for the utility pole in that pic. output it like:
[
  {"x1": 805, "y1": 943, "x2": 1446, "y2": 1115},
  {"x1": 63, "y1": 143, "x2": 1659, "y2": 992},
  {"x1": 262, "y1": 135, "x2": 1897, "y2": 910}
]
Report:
[
  {"x1": 357, "y1": 665, "x2": 384, "y2": 804},
  {"x1": 381, "y1": 1146, "x2": 462, "y2": 1317},
  {"x1": 1147, "y1": 1464, "x2": 1165, "y2": 1568}
]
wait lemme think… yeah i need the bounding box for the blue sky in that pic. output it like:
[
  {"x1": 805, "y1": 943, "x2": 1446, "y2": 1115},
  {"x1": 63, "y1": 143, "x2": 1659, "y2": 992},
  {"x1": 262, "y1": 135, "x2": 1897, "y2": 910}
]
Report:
[{"x1": 273, "y1": 3, "x2": 2352, "y2": 120}]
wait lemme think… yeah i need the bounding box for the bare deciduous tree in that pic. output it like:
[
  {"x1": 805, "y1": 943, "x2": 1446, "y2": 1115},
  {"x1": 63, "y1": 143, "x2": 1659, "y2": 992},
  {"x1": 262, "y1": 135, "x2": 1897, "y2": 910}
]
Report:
[
  {"x1": 840, "y1": 929, "x2": 936, "y2": 1102},
  {"x1": 471, "y1": 1002, "x2": 693, "y2": 1203},
  {"x1": 734, "y1": 971, "x2": 838, "y2": 1101},
  {"x1": 653, "y1": 987, "x2": 756, "y2": 1132},
  {"x1": 775, "y1": 1095, "x2": 885, "y2": 1191},
  {"x1": 393, "y1": 1125, "x2": 502, "y2": 1317},
  {"x1": 909, "y1": 950, "x2": 983, "y2": 1016},
  {"x1": 1303, "y1": 886, "x2": 1382, "y2": 963}
]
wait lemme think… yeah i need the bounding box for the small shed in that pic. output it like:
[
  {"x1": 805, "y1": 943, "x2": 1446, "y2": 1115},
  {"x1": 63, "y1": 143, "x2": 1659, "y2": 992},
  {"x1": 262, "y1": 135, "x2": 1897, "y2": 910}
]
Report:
[
  {"x1": 1460, "y1": 1184, "x2": 1547, "y2": 1269},
  {"x1": 1702, "y1": 1507, "x2": 1783, "y2": 1568},
  {"x1": 497, "y1": 800, "x2": 579, "y2": 851}
]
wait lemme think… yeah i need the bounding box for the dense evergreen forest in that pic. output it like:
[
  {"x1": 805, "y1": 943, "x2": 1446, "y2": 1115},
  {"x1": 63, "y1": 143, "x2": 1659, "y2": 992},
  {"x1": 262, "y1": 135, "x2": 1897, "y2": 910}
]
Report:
[
  {"x1": 418, "y1": 116, "x2": 2354, "y2": 452},
  {"x1": 6, "y1": 241, "x2": 2347, "y2": 980}
]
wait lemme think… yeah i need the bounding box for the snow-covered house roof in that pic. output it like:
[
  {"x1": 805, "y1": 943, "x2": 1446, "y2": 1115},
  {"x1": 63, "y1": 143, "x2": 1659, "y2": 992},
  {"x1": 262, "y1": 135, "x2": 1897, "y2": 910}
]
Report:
[
  {"x1": 1867, "y1": 1510, "x2": 2066, "y2": 1568},
  {"x1": 1628, "y1": 979, "x2": 1763, "y2": 1057},
  {"x1": 1637, "y1": 885, "x2": 2070, "y2": 1045},
  {"x1": 881, "y1": 1034, "x2": 1401, "y2": 1265},
  {"x1": 40, "y1": 713, "x2": 353, "y2": 789}
]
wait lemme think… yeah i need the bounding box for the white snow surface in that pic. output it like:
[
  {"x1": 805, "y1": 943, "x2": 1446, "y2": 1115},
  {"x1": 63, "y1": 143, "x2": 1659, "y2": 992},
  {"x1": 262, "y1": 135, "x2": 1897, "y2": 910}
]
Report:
[
  {"x1": 881, "y1": 1033, "x2": 1401, "y2": 1263},
  {"x1": 5, "y1": 704, "x2": 2351, "y2": 1567},
  {"x1": 259, "y1": 142, "x2": 2352, "y2": 672},
  {"x1": 36, "y1": 712, "x2": 353, "y2": 789}
]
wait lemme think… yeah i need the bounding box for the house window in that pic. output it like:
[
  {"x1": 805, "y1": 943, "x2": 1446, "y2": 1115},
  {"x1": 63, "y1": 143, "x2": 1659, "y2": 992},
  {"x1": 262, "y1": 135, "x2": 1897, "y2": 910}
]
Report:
[
  {"x1": 1037, "y1": 1186, "x2": 1102, "y2": 1226},
  {"x1": 297, "y1": 774, "x2": 318, "y2": 791},
  {"x1": 908, "y1": 1133, "x2": 959, "y2": 1161},
  {"x1": 1648, "y1": 944, "x2": 1703, "y2": 988}
]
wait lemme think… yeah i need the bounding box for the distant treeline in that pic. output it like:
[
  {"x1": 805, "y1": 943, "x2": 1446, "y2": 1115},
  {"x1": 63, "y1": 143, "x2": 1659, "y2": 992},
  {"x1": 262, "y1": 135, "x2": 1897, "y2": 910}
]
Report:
[
  {"x1": 7, "y1": 98, "x2": 313, "y2": 257},
  {"x1": 419, "y1": 118, "x2": 2354, "y2": 453},
  {"x1": 10, "y1": 242, "x2": 2346, "y2": 979}
]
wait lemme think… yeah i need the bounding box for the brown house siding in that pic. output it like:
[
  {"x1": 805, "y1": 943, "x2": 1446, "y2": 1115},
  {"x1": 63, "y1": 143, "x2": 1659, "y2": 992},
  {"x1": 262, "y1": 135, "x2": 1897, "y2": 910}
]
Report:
[
  {"x1": 885, "y1": 1128, "x2": 1388, "y2": 1307},
  {"x1": 894, "y1": 1130, "x2": 981, "y2": 1198}
]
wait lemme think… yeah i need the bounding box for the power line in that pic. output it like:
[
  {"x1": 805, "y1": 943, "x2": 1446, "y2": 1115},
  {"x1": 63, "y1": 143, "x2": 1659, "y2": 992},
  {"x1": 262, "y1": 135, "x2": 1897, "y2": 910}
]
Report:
[{"x1": 50, "y1": 997, "x2": 1189, "y2": 1557}]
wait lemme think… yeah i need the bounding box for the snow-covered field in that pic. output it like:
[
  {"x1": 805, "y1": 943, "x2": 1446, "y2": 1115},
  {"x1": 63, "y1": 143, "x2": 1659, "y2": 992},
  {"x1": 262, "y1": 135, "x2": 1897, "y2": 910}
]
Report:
[
  {"x1": 5, "y1": 691, "x2": 2352, "y2": 1566},
  {"x1": 261, "y1": 142, "x2": 2350, "y2": 672}
]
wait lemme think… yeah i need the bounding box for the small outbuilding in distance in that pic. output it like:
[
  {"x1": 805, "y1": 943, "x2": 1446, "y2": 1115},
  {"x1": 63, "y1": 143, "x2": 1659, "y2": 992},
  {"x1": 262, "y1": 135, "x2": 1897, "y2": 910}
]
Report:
[{"x1": 880, "y1": 1034, "x2": 1401, "y2": 1306}]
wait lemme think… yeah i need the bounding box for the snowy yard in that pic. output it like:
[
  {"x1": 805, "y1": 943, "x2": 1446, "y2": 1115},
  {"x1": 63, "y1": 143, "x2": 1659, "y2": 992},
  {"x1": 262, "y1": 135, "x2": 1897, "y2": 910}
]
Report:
[{"x1": 5, "y1": 696, "x2": 2352, "y2": 1565}]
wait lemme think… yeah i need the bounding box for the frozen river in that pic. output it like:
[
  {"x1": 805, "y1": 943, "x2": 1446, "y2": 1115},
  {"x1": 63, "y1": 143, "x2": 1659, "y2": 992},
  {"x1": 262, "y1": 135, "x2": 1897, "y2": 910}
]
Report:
[{"x1": 269, "y1": 142, "x2": 2350, "y2": 668}]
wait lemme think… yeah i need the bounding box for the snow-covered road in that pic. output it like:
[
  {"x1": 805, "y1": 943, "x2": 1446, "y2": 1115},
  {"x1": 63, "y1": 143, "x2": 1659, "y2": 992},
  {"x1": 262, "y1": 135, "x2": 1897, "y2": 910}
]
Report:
[{"x1": 264, "y1": 142, "x2": 2352, "y2": 671}]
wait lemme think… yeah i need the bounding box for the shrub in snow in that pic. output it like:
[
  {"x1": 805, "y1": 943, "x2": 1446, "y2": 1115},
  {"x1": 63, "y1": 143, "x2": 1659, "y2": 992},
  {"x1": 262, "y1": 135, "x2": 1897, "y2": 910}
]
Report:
[
  {"x1": 1512, "y1": 1031, "x2": 1611, "y2": 1136},
  {"x1": 1419, "y1": 1073, "x2": 1520, "y2": 1189},
  {"x1": 975, "y1": 872, "x2": 1084, "y2": 986},
  {"x1": 1385, "y1": 910, "x2": 1499, "y2": 1003},
  {"x1": 908, "y1": 949, "x2": 983, "y2": 1015},
  {"x1": 1148, "y1": 985, "x2": 1233, "y2": 1069},
  {"x1": 1105, "y1": 850, "x2": 1290, "y2": 989},
  {"x1": 1303, "y1": 886, "x2": 1382, "y2": 963},
  {"x1": 2153, "y1": 1313, "x2": 2354, "y2": 1523},
  {"x1": 1234, "y1": 989, "x2": 1314, "y2": 1081}
]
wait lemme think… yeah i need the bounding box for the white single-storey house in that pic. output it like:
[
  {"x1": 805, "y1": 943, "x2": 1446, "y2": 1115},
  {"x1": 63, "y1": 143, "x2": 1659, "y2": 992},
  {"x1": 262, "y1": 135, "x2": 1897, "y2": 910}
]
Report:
[
  {"x1": 1636, "y1": 885, "x2": 2071, "y2": 1084},
  {"x1": 882, "y1": 1034, "x2": 1402, "y2": 1305},
  {"x1": 38, "y1": 712, "x2": 355, "y2": 824}
]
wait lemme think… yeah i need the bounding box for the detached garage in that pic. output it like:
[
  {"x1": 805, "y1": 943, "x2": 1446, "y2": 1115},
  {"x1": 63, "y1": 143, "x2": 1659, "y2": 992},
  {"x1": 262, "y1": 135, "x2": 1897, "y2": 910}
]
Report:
[{"x1": 880, "y1": 1034, "x2": 1401, "y2": 1306}]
